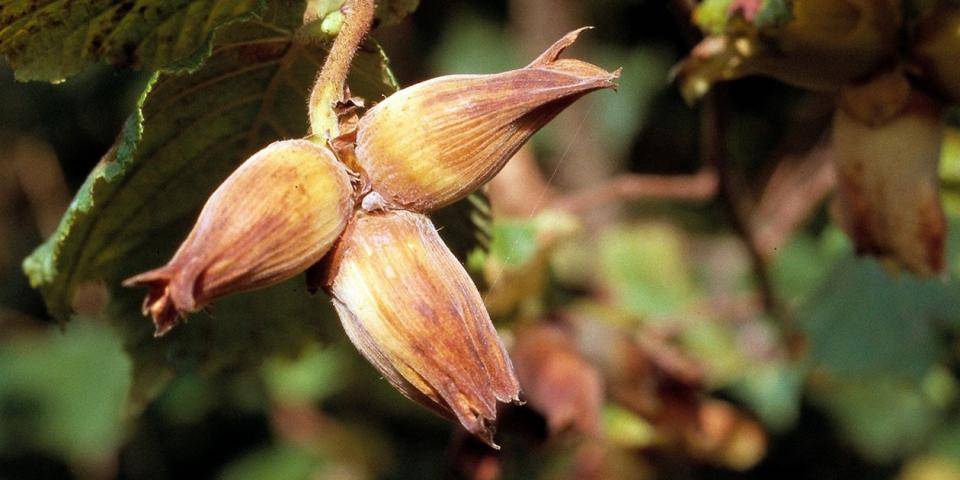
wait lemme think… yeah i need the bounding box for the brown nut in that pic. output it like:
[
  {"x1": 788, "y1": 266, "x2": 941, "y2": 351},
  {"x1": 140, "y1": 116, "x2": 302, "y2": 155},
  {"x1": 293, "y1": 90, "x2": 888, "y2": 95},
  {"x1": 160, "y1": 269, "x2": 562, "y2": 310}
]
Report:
[
  {"x1": 354, "y1": 28, "x2": 619, "y2": 212},
  {"x1": 322, "y1": 209, "x2": 520, "y2": 447},
  {"x1": 124, "y1": 139, "x2": 354, "y2": 335}
]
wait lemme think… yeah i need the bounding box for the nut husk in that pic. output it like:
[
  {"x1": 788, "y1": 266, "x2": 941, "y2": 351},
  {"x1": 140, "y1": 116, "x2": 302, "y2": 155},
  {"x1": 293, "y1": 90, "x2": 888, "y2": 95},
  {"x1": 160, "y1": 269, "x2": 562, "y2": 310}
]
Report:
[
  {"x1": 124, "y1": 139, "x2": 354, "y2": 335},
  {"x1": 832, "y1": 83, "x2": 946, "y2": 276},
  {"x1": 354, "y1": 28, "x2": 619, "y2": 212},
  {"x1": 322, "y1": 209, "x2": 520, "y2": 447}
]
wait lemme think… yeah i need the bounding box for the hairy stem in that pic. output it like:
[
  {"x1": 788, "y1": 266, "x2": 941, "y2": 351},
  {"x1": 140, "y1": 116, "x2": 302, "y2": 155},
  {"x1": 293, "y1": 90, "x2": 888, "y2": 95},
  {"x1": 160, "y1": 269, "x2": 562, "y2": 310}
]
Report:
[{"x1": 308, "y1": 0, "x2": 375, "y2": 139}]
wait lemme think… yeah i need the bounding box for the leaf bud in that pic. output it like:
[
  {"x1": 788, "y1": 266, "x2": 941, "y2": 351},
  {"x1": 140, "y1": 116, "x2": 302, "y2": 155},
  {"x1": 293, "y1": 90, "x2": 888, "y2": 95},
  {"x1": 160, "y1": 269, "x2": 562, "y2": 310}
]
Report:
[
  {"x1": 321, "y1": 209, "x2": 520, "y2": 447},
  {"x1": 354, "y1": 28, "x2": 619, "y2": 212},
  {"x1": 124, "y1": 140, "x2": 354, "y2": 336}
]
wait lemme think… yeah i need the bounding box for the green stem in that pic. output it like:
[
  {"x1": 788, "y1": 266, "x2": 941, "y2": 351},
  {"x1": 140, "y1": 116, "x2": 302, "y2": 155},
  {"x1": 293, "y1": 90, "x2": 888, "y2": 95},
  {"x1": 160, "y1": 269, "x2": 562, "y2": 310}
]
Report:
[{"x1": 308, "y1": 0, "x2": 375, "y2": 139}]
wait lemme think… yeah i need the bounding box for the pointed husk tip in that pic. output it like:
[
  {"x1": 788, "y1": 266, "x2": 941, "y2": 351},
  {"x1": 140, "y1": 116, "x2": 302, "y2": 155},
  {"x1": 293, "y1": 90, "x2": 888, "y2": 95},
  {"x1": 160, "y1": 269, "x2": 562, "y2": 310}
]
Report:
[{"x1": 354, "y1": 28, "x2": 620, "y2": 212}]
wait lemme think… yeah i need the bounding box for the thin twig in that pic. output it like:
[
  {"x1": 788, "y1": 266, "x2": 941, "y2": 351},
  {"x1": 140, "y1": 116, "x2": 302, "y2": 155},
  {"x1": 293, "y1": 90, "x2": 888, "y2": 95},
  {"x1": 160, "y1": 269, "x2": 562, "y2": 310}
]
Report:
[
  {"x1": 307, "y1": 0, "x2": 375, "y2": 139},
  {"x1": 701, "y1": 92, "x2": 780, "y2": 317},
  {"x1": 751, "y1": 143, "x2": 836, "y2": 259},
  {"x1": 551, "y1": 168, "x2": 718, "y2": 214}
]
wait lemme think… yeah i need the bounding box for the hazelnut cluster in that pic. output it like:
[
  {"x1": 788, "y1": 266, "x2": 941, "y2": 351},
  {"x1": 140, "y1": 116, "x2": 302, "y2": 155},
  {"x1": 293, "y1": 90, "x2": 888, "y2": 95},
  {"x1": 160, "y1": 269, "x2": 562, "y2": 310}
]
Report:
[{"x1": 125, "y1": 29, "x2": 619, "y2": 446}]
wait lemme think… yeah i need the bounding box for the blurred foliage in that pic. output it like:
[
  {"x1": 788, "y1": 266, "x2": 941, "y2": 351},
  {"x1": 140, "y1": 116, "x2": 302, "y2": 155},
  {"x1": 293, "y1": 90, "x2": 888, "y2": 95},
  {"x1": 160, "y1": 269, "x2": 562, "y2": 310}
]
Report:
[
  {"x1": 4, "y1": 1, "x2": 960, "y2": 479},
  {"x1": 0, "y1": 321, "x2": 130, "y2": 463}
]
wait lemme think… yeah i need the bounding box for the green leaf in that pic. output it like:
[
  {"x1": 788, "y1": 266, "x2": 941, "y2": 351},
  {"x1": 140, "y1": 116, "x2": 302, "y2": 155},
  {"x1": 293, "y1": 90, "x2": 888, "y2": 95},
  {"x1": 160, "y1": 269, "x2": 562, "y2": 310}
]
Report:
[
  {"x1": 429, "y1": 10, "x2": 516, "y2": 74},
  {"x1": 219, "y1": 444, "x2": 322, "y2": 480},
  {"x1": 262, "y1": 343, "x2": 351, "y2": 405},
  {"x1": 0, "y1": 321, "x2": 131, "y2": 462},
  {"x1": 693, "y1": 0, "x2": 735, "y2": 34},
  {"x1": 598, "y1": 224, "x2": 697, "y2": 319},
  {"x1": 22, "y1": 0, "x2": 400, "y2": 403},
  {"x1": 800, "y1": 256, "x2": 960, "y2": 380},
  {"x1": 728, "y1": 361, "x2": 803, "y2": 432},
  {"x1": 693, "y1": 0, "x2": 793, "y2": 33},
  {"x1": 0, "y1": 0, "x2": 266, "y2": 82},
  {"x1": 930, "y1": 418, "x2": 960, "y2": 459},
  {"x1": 112, "y1": 279, "x2": 343, "y2": 412},
  {"x1": 810, "y1": 376, "x2": 942, "y2": 462},
  {"x1": 769, "y1": 227, "x2": 851, "y2": 304},
  {"x1": 603, "y1": 404, "x2": 657, "y2": 449},
  {"x1": 488, "y1": 219, "x2": 538, "y2": 268},
  {"x1": 753, "y1": 0, "x2": 793, "y2": 29}
]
